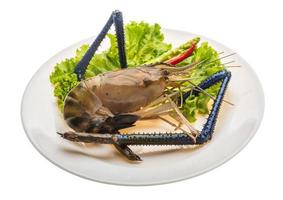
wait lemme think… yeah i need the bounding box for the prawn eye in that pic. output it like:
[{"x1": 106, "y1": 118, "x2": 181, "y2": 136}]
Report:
[
  {"x1": 143, "y1": 78, "x2": 152, "y2": 87},
  {"x1": 162, "y1": 69, "x2": 170, "y2": 76},
  {"x1": 92, "y1": 85, "x2": 97, "y2": 92}
]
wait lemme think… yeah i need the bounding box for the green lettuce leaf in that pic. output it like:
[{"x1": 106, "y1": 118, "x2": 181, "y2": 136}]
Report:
[
  {"x1": 179, "y1": 42, "x2": 224, "y2": 122},
  {"x1": 105, "y1": 21, "x2": 172, "y2": 67},
  {"x1": 49, "y1": 45, "x2": 88, "y2": 108}
]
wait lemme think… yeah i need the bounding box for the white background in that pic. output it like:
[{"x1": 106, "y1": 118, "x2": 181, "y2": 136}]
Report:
[{"x1": 0, "y1": 0, "x2": 282, "y2": 199}]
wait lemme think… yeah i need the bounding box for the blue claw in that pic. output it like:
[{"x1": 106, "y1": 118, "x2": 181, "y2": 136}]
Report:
[
  {"x1": 112, "y1": 10, "x2": 127, "y2": 68},
  {"x1": 196, "y1": 70, "x2": 231, "y2": 143},
  {"x1": 74, "y1": 10, "x2": 127, "y2": 80}
]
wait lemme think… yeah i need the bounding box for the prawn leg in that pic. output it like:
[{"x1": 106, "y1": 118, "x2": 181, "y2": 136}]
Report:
[
  {"x1": 113, "y1": 143, "x2": 142, "y2": 161},
  {"x1": 180, "y1": 70, "x2": 232, "y2": 143},
  {"x1": 74, "y1": 10, "x2": 127, "y2": 80}
]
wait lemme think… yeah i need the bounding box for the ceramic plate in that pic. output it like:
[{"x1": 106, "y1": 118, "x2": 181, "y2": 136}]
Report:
[{"x1": 21, "y1": 29, "x2": 264, "y2": 185}]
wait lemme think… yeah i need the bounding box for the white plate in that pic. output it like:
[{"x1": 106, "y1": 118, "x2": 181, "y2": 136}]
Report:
[{"x1": 21, "y1": 29, "x2": 264, "y2": 185}]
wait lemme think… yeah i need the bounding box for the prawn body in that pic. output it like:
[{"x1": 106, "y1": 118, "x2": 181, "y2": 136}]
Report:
[{"x1": 64, "y1": 63, "x2": 190, "y2": 134}]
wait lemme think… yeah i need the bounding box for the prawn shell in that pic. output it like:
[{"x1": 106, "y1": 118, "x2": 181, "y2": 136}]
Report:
[{"x1": 85, "y1": 66, "x2": 168, "y2": 114}]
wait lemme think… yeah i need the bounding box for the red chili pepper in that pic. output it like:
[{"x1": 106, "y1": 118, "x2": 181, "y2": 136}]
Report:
[{"x1": 165, "y1": 43, "x2": 196, "y2": 65}]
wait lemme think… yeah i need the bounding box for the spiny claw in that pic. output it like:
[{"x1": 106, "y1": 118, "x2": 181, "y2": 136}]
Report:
[
  {"x1": 113, "y1": 143, "x2": 142, "y2": 161},
  {"x1": 57, "y1": 131, "x2": 82, "y2": 142},
  {"x1": 58, "y1": 131, "x2": 114, "y2": 144}
]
